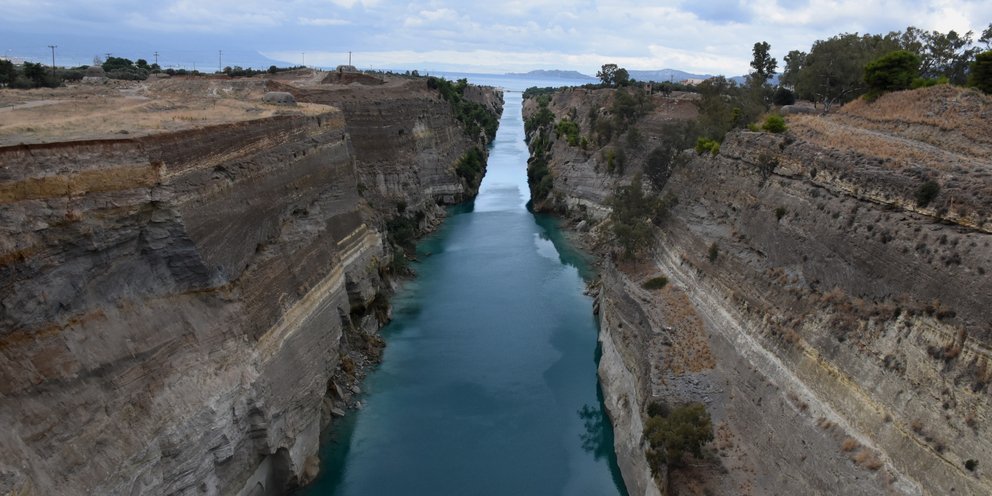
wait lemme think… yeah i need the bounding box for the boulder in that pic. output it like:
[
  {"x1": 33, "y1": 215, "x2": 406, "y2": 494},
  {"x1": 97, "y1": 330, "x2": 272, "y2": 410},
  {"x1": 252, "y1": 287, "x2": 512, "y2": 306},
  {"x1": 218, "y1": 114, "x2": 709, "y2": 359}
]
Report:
[{"x1": 262, "y1": 91, "x2": 296, "y2": 105}]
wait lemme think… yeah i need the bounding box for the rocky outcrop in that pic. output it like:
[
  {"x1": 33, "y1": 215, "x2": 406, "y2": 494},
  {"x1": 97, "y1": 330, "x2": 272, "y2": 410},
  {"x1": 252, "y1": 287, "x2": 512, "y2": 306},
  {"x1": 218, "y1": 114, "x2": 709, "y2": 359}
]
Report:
[
  {"x1": 0, "y1": 78, "x2": 500, "y2": 495},
  {"x1": 526, "y1": 85, "x2": 992, "y2": 495}
]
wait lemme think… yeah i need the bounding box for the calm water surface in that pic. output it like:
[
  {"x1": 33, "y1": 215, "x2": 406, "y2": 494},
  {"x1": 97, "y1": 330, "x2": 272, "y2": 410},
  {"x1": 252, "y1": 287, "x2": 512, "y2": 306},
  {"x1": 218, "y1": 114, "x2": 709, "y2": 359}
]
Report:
[{"x1": 298, "y1": 76, "x2": 627, "y2": 496}]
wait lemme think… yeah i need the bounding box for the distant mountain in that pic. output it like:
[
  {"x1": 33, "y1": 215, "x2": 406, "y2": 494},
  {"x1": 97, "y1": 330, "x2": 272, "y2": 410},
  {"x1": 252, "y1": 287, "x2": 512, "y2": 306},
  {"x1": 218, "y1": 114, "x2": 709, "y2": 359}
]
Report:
[
  {"x1": 627, "y1": 69, "x2": 713, "y2": 83},
  {"x1": 505, "y1": 69, "x2": 596, "y2": 81}
]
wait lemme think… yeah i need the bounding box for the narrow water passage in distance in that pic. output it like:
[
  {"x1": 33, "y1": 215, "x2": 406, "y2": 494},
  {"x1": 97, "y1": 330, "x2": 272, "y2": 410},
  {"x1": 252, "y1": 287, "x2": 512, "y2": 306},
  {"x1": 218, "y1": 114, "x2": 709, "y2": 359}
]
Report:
[{"x1": 299, "y1": 80, "x2": 627, "y2": 496}]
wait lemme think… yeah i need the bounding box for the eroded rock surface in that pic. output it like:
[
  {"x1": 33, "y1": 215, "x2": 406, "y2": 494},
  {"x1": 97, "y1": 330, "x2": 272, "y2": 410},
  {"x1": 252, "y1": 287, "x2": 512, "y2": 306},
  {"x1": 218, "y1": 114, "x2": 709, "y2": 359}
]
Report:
[
  {"x1": 526, "y1": 85, "x2": 992, "y2": 495},
  {"x1": 0, "y1": 76, "x2": 501, "y2": 496}
]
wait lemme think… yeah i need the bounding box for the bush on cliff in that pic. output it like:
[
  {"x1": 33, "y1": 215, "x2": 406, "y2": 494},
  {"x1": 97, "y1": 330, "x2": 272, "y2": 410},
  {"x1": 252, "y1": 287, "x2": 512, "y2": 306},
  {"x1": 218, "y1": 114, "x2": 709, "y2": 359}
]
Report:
[
  {"x1": 555, "y1": 118, "x2": 581, "y2": 146},
  {"x1": 761, "y1": 114, "x2": 787, "y2": 133},
  {"x1": 915, "y1": 180, "x2": 940, "y2": 207},
  {"x1": 644, "y1": 402, "x2": 714, "y2": 473},
  {"x1": 427, "y1": 76, "x2": 499, "y2": 141},
  {"x1": 455, "y1": 147, "x2": 486, "y2": 188},
  {"x1": 608, "y1": 175, "x2": 674, "y2": 258}
]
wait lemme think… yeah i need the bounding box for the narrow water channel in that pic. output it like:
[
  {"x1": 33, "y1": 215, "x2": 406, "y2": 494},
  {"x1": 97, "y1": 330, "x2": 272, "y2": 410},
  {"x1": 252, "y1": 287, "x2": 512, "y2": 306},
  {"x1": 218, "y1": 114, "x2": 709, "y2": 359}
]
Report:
[{"x1": 299, "y1": 82, "x2": 627, "y2": 496}]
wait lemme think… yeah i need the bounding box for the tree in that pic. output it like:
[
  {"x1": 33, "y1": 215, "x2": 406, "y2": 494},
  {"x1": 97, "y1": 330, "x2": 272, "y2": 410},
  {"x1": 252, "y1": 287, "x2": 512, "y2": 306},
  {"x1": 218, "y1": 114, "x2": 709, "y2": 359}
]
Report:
[
  {"x1": 608, "y1": 175, "x2": 669, "y2": 258},
  {"x1": 970, "y1": 50, "x2": 992, "y2": 94},
  {"x1": 899, "y1": 26, "x2": 978, "y2": 84},
  {"x1": 0, "y1": 59, "x2": 14, "y2": 87},
  {"x1": 749, "y1": 41, "x2": 778, "y2": 86},
  {"x1": 102, "y1": 56, "x2": 134, "y2": 72},
  {"x1": 864, "y1": 50, "x2": 920, "y2": 99},
  {"x1": 644, "y1": 122, "x2": 696, "y2": 189},
  {"x1": 794, "y1": 33, "x2": 900, "y2": 110},
  {"x1": 614, "y1": 67, "x2": 630, "y2": 87},
  {"x1": 981, "y1": 23, "x2": 992, "y2": 49},
  {"x1": 780, "y1": 50, "x2": 806, "y2": 90},
  {"x1": 597, "y1": 63, "x2": 619, "y2": 86},
  {"x1": 644, "y1": 403, "x2": 714, "y2": 470},
  {"x1": 135, "y1": 59, "x2": 150, "y2": 70}
]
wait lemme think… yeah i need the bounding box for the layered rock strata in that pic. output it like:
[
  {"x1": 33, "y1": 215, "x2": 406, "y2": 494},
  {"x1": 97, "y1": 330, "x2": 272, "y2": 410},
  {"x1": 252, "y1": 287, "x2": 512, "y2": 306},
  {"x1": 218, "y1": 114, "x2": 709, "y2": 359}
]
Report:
[
  {"x1": 0, "y1": 77, "x2": 500, "y2": 495},
  {"x1": 527, "y1": 85, "x2": 992, "y2": 495}
]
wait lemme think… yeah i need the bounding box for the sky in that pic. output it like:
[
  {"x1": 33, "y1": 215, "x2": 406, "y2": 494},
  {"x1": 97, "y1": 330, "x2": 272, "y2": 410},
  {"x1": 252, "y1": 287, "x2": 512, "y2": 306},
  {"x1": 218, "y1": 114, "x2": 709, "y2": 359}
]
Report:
[{"x1": 1, "y1": 0, "x2": 990, "y2": 76}]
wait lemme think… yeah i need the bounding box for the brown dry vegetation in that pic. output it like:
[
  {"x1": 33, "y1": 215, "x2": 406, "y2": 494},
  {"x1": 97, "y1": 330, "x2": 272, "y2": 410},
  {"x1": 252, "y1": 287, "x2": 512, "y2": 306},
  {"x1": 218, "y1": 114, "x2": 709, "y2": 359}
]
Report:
[
  {"x1": 0, "y1": 78, "x2": 334, "y2": 146},
  {"x1": 786, "y1": 86, "x2": 992, "y2": 224},
  {"x1": 837, "y1": 85, "x2": 992, "y2": 155},
  {"x1": 656, "y1": 283, "x2": 716, "y2": 374}
]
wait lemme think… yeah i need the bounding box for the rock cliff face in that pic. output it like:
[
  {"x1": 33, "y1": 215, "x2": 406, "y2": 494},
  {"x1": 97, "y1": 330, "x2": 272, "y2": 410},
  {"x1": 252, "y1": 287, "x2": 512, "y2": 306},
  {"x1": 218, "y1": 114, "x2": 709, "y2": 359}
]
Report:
[
  {"x1": 0, "y1": 77, "x2": 501, "y2": 495},
  {"x1": 526, "y1": 85, "x2": 992, "y2": 495}
]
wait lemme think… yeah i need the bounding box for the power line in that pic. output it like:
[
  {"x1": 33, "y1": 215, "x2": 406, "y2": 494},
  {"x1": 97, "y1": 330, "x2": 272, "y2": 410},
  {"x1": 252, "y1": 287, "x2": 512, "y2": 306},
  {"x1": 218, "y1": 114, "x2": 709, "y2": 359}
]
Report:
[{"x1": 153, "y1": 51, "x2": 159, "y2": 65}]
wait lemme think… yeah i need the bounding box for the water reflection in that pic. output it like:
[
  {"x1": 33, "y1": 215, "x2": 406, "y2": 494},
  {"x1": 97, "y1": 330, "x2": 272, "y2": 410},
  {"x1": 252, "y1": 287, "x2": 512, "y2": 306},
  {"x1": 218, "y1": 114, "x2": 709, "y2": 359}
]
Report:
[{"x1": 578, "y1": 403, "x2": 614, "y2": 460}]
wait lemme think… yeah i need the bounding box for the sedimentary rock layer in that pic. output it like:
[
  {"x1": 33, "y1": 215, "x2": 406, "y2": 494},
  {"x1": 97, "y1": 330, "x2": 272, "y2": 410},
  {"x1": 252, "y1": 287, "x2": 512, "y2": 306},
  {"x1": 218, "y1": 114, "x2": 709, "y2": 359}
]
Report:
[
  {"x1": 527, "y1": 85, "x2": 992, "y2": 495},
  {"x1": 0, "y1": 78, "x2": 500, "y2": 496}
]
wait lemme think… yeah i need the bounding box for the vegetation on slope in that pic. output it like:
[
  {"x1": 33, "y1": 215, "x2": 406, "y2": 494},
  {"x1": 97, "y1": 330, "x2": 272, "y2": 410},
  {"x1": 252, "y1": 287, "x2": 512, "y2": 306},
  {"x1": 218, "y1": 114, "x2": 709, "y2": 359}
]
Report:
[{"x1": 427, "y1": 76, "x2": 499, "y2": 141}]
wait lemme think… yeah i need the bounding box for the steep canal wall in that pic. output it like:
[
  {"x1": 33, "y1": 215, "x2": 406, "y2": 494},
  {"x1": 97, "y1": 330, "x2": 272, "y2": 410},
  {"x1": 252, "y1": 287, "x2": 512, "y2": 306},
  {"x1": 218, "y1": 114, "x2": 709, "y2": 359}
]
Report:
[
  {"x1": 0, "y1": 76, "x2": 501, "y2": 496},
  {"x1": 524, "y1": 85, "x2": 992, "y2": 495}
]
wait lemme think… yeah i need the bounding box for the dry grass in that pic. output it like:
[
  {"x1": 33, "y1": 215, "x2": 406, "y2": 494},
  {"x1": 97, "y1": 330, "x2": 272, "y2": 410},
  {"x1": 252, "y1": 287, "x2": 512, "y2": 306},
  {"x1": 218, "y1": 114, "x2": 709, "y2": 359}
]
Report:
[
  {"x1": 0, "y1": 79, "x2": 333, "y2": 146},
  {"x1": 790, "y1": 116, "x2": 985, "y2": 174},
  {"x1": 658, "y1": 284, "x2": 716, "y2": 373},
  {"x1": 841, "y1": 437, "x2": 860, "y2": 452},
  {"x1": 838, "y1": 85, "x2": 992, "y2": 151},
  {"x1": 852, "y1": 448, "x2": 884, "y2": 471}
]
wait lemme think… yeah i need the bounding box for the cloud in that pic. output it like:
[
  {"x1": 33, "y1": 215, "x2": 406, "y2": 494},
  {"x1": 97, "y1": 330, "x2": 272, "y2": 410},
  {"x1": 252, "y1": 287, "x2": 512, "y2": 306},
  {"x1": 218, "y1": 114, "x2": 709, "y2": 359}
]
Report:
[
  {"x1": 329, "y1": 0, "x2": 380, "y2": 8},
  {"x1": 298, "y1": 17, "x2": 350, "y2": 26},
  {"x1": 3, "y1": 0, "x2": 992, "y2": 75}
]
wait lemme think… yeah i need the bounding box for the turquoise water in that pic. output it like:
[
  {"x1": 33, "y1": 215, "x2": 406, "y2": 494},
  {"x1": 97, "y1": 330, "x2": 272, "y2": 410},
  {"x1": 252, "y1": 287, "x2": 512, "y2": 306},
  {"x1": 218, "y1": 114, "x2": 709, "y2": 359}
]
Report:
[{"x1": 298, "y1": 79, "x2": 626, "y2": 496}]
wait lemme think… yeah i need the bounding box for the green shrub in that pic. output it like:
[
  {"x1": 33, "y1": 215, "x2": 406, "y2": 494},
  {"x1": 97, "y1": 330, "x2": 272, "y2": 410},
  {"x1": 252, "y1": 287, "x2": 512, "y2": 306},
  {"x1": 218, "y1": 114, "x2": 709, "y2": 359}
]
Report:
[
  {"x1": 772, "y1": 86, "x2": 796, "y2": 105},
  {"x1": 555, "y1": 118, "x2": 581, "y2": 146},
  {"x1": 603, "y1": 148, "x2": 626, "y2": 174},
  {"x1": 761, "y1": 114, "x2": 787, "y2": 133},
  {"x1": 644, "y1": 402, "x2": 713, "y2": 471},
  {"x1": 646, "y1": 400, "x2": 670, "y2": 418},
  {"x1": 695, "y1": 137, "x2": 720, "y2": 156},
  {"x1": 970, "y1": 51, "x2": 992, "y2": 94},
  {"x1": 915, "y1": 180, "x2": 940, "y2": 207},
  {"x1": 642, "y1": 276, "x2": 669, "y2": 290},
  {"x1": 608, "y1": 175, "x2": 672, "y2": 258},
  {"x1": 428, "y1": 77, "x2": 499, "y2": 140},
  {"x1": 911, "y1": 76, "x2": 948, "y2": 89},
  {"x1": 455, "y1": 147, "x2": 486, "y2": 188},
  {"x1": 966, "y1": 459, "x2": 979, "y2": 471},
  {"x1": 864, "y1": 50, "x2": 921, "y2": 100},
  {"x1": 775, "y1": 206, "x2": 787, "y2": 221},
  {"x1": 707, "y1": 242, "x2": 719, "y2": 262}
]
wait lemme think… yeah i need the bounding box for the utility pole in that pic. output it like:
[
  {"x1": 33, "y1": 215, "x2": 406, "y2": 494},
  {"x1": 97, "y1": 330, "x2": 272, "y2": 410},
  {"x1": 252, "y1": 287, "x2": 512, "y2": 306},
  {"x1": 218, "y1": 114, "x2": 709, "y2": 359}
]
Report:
[
  {"x1": 302, "y1": 52, "x2": 305, "y2": 67},
  {"x1": 48, "y1": 45, "x2": 57, "y2": 78},
  {"x1": 218, "y1": 50, "x2": 222, "y2": 72},
  {"x1": 105, "y1": 52, "x2": 112, "y2": 61},
  {"x1": 153, "y1": 51, "x2": 159, "y2": 66},
  {"x1": 348, "y1": 51, "x2": 352, "y2": 65}
]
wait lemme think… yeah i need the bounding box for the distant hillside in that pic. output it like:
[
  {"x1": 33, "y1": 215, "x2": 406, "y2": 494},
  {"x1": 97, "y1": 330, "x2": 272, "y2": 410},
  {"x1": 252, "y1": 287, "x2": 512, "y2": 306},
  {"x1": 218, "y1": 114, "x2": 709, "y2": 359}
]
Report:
[
  {"x1": 506, "y1": 69, "x2": 596, "y2": 81},
  {"x1": 627, "y1": 68, "x2": 713, "y2": 83}
]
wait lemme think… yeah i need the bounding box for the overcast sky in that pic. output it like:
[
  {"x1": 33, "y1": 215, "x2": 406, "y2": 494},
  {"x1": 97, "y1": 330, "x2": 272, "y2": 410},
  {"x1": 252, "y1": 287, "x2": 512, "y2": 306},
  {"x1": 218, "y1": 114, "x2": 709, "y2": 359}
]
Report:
[{"x1": 2, "y1": 0, "x2": 990, "y2": 75}]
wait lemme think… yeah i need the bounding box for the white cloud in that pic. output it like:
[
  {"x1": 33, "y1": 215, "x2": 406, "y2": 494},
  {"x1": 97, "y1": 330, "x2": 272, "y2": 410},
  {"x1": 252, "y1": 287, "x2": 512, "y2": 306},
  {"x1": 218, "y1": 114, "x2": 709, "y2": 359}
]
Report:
[
  {"x1": 4, "y1": 0, "x2": 992, "y2": 74},
  {"x1": 298, "y1": 17, "x2": 350, "y2": 26},
  {"x1": 329, "y1": 0, "x2": 380, "y2": 8}
]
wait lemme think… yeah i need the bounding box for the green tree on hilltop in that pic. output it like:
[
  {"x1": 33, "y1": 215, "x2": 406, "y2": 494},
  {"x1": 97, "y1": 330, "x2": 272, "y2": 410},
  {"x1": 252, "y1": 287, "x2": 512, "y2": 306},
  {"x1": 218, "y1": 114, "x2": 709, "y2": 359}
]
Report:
[
  {"x1": 597, "y1": 63, "x2": 619, "y2": 87},
  {"x1": 864, "y1": 50, "x2": 921, "y2": 99},
  {"x1": 749, "y1": 41, "x2": 778, "y2": 86},
  {"x1": 970, "y1": 51, "x2": 992, "y2": 94}
]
